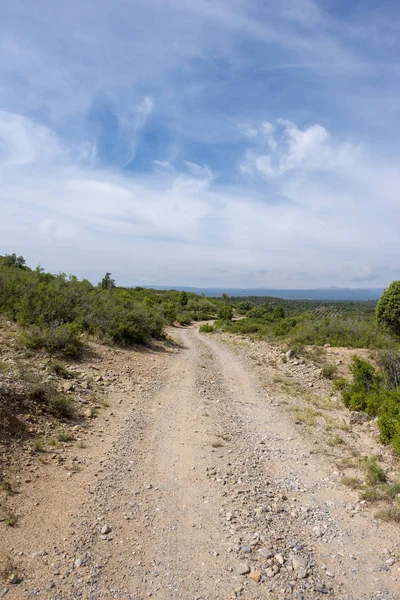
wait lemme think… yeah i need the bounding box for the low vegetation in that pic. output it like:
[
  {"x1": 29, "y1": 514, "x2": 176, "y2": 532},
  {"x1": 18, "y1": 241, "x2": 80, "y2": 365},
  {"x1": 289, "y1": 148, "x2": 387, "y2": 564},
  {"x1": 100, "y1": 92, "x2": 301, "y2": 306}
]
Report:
[
  {"x1": 0, "y1": 253, "x2": 220, "y2": 355},
  {"x1": 334, "y1": 353, "x2": 400, "y2": 453}
]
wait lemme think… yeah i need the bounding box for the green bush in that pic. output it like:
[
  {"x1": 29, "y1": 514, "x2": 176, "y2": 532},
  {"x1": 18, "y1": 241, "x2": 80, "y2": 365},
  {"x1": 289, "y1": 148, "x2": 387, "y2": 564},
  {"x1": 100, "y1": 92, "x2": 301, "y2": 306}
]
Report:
[
  {"x1": 291, "y1": 316, "x2": 393, "y2": 349},
  {"x1": 273, "y1": 317, "x2": 297, "y2": 337},
  {"x1": 360, "y1": 457, "x2": 387, "y2": 486},
  {"x1": 47, "y1": 392, "x2": 75, "y2": 419},
  {"x1": 176, "y1": 312, "x2": 193, "y2": 326},
  {"x1": 23, "y1": 323, "x2": 83, "y2": 357},
  {"x1": 48, "y1": 361, "x2": 76, "y2": 379},
  {"x1": 321, "y1": 363, "x2": 338, "y2": 379},
  {"x1": 274, "y1": 306, "x2": 285, "y2": 319},
  {"x1": 0, "y1": 256, "x2": 170, "y2": 350},
  {"x1": 179, "y1": 291, "x2": 188, "y2": 306},
  {"x1": 237, "y1": 301, "x2": 254, "y2": 314},
  {"x1": 217, "y1": 304, "x2": 233, "y2": 321},
  {"x1": 28, "y1": 383, "x2": 75, "y2": 419},
  {"x1": 378, "y1": 391, "x2": 400, "y2": 443},
  {"x1": 199, "y1": 324, "x2": 214, "y2": 333},
  {"x1": 162, "y1": 302, "x2": 177, "y2": 324},
  {"x1": 376, "y1": 281, "x2": 400, "y2": 337},
  {"x1": 336, "y1": 355, "x2": 400, "y2": 453}
]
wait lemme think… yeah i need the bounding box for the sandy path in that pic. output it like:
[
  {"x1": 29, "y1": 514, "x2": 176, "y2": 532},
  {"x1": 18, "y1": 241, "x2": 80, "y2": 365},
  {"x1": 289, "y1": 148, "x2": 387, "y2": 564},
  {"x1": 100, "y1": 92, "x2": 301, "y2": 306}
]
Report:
[{"x1": 2, "y1": 326, "x2": 399, "y2": 600}]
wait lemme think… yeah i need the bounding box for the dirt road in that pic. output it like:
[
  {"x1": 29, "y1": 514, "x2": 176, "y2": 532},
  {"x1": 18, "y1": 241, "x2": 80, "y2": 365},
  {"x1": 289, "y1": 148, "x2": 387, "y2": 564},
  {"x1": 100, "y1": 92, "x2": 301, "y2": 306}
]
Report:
[{"x1": 2, "y1": 327, "x2": 399, "y2": 599}]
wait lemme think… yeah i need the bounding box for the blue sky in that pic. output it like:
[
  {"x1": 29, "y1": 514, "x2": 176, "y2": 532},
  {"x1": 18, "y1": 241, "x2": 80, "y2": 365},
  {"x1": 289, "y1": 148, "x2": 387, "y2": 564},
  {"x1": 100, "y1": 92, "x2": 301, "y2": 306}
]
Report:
[{"x1": 1, "y1": 0, "x2": 400, "y2": 287}]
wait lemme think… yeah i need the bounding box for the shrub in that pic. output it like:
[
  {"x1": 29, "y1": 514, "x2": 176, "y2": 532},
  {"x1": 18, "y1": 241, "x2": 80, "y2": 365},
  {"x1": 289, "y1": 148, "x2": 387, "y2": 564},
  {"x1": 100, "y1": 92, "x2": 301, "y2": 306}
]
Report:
[
  {"x1": 376, "y1": 281, "x2": 400, "y2": 337},
  {"x1": 217, "y1": 304, "x2": 233, "y2": 321},
  {"x1": 99, "y1": 273, "x2": 115, "y2": 290},
  {"x1": 376, "y1": 502, "x2": 400, "y2": 523},
  {"x1": 162, "y1": 302, "x2": 177, "y2": 324},
  {"x1": 321, "y1": 363, "x2": 338, "y2": 379},
  {"x1": 274, "y1": 306, "x2": 285, "y2": 319},
  {"x1": 23, "y1": 323, "x2": 83, "y2": 357},
  {"x1": 46, "y1": 392, "x2": 75, "y2": 419},
  {"x1": 87, "y1": 296, "x2": 164, "y2": 344},
  {"x1": 379, "y1": 350, "x2": 400, "y2": 390},
  {"x1": 0, "y1": 257, "x2": 169, "y2": 350},
  {"x1": 360, "y1": 457, "x2": 387, "y2": 486},
  {"x1": 336, "y1": 356, "x2": 400, "y2": 453},
  {"x1": 199, "y1": 324, "x2": 214, "y2": 333},
  {"x1": 178, "y1": 291, "x2": 188, "y2": 306},
  {"x1": 48, "y1": 362, "x2": 75, "y2": 379},
  {"x1": 176, "y1": 312, "x2": 193, "y2": 326},
  {"x1": 378, "y1": 392, "x2": 400, "y2": 443},
  {"x1": 57, "y1": 431, "x2": 75, "y2": 442},
  {"x1": 237, "y1": 301, "x2": 254, "y2": 314},
  {"x1": 291, "y1": 316, "x2": 393, "y2": 349},
  {"x1": 273, "y1": 317, "x2": 297, "y2": 337},
  {"x1": 28, "y1": 382, "x2": 75, "y2": 419}
]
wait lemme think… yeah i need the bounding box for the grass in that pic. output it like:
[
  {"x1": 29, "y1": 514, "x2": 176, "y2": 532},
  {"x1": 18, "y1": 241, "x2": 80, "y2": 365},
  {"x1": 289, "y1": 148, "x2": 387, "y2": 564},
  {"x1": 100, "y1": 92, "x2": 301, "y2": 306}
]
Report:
[
  {"x1": 376, "y1": 503, "x2": 400, "y2": 523},
  {"x1": 0, "y1": 556, "x2": 16, "y2": 581},
  {"x1": 32, "y1": 439, "x2": 45, "y2": 453},
  {"x1": 47, "y1": 392, "x2": 75, "y2": 419},
  {"x1": 211, "y1": 441, "x2": 224, "y2": 448},
  {"x1": 1, "y1": 481, "x2": 13, "y2": 494},
  {"x1": 342, "y1": 476, "x2": 362, "y2": 490},
  {"x1": 321, "y1": 363, "x2": 338, "y2": 379},
  {"x1": 360, "y1": 480, "x2": 400, "y2": 501},
  {"x1": 27, "y1": 383, "x2": 75, "y2": 419},
  {"x1": 68, "y1": 464, "x2": 82, "y2": 473},
  {"x1": 310, "y1": 394, "x2": 342, "y2": 410},
  {"x1": 57, "y1": 431, "x2": 75, "y2": 443},
  {"x1": 301, "y1": 346, "x2": 327, "y2": 366},
  {"x1": 4, "y1": 512, "x2": 18, "y2": 527},
  {"x1": 359, "y1": 456, "x2": 387, "y2": 486},
  {"x1": 291, "y1": 406, "x2": 321, "y2": 426},
  {"x1": 48, "y1": 361, "x2": 77, "y2": 379},
  {"x1": 327, "y1": 434, "x2": 345, "y2": 447},
  {"x1": 216, "y1": 433, "x2": 231, "y2": 442}
]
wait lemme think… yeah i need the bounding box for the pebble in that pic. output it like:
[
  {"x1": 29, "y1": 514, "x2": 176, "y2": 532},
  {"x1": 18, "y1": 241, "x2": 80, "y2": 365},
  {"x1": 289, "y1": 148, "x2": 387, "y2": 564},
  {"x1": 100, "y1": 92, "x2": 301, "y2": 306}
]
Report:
[
  {"x1": 386, "y1": 558, "x2": 395, "y2": 567},
  {"x1": 249, "y1": 568, "x2": 261, "y2": 582},
  {"x1": 290, "y1": 554, "x2": 308, "y2": 571},
  {"x1": 258, "y1": 548, "x2": 274, "y2": 559},
  {"x1": 101, "y1": 525, "x2": 112, "y2": 535},
  {"x1": 237, "y1": 562, "x2": 250, "y2": 575},
  {"x1": 313, "y1": 526, "x2": 322, "y2": 538}
]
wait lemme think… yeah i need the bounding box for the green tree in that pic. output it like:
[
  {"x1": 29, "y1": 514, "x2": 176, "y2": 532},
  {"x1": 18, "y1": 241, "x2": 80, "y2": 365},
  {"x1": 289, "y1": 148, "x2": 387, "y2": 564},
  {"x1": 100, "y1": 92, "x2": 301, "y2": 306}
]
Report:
[
  {"x1": 100, "y1": 273, "x2": 116, "y2": 290},
  {"x1": 2, "y1": 253, "x2": 26, "y2": 269},
  {"x1": 237, "y1": 300, "x2": 253, "y2": 313},
  {"x1": 376, "y1": 281, "x2": 400, "y2": 336},
  {"x1": 163, "y1": 302, "x2": 177, "y2": 324},
  {"x1": 274, "y1": 306, "x2": 285, "y2": 320},
  {"x1": 179, "y1": 291, "x2": 188, "y2": 306},
  {"x1": 218, "y1": 304, "x2": 233, "y2": 321}
]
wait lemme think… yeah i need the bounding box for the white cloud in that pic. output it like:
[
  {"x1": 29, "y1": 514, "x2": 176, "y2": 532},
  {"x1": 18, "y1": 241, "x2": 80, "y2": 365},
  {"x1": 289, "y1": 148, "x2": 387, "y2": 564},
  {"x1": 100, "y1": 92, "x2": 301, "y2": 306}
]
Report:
[
  {"x1": 0, "y1": 109, "x2": 399, "y2": 288},
  {"x1": 241, "y1": 119, "x2": 361, "y2": 180}
]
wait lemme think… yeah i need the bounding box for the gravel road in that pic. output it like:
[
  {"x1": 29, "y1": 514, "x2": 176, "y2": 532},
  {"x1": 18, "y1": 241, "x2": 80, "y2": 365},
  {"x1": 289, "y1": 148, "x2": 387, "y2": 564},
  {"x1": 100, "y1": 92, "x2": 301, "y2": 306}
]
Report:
[{"x1": 3, "y1": 326, "x2": 399, "y2": 600}]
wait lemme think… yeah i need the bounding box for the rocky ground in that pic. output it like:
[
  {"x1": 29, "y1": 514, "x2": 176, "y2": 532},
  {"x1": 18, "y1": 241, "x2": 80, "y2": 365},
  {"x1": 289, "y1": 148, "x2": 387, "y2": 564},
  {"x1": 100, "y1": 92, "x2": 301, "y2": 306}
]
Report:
[{"x1": 1, "y1": 325, "x2": 399, "y2": 599}]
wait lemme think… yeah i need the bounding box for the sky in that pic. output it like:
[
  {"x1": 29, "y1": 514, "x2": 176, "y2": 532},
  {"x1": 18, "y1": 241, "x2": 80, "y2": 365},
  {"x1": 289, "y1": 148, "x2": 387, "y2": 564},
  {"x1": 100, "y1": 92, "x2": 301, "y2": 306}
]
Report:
[{"x1": 1, "y1": 0, "x2": 400, "y2": 288}]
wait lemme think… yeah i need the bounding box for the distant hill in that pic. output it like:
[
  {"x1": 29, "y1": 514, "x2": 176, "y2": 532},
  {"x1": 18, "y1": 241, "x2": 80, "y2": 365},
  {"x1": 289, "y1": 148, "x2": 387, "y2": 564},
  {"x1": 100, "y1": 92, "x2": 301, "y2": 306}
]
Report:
[{"x1": 143, "y1": 287, "x2": 384, "y2": 301}]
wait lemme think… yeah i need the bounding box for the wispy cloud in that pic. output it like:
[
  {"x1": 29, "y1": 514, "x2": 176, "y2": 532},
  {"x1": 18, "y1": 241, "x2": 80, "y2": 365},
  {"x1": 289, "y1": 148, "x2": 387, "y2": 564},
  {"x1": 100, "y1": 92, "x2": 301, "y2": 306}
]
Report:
[
  {"x1": 1, "y1": 1, "x2": 400, "y2": 286},
  {"x1": 0, "y1": 107, "x2": 399, "y2": 287},
  {"x1": 122, "y1": 96, "x2": 154, "y2": 167}
]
